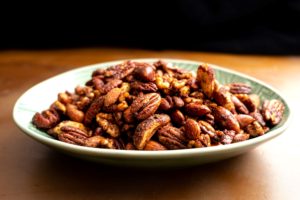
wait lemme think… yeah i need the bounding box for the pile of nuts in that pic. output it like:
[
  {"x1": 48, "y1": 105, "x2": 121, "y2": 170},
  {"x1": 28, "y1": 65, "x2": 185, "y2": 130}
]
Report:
[{"x1": 32, "y1": 60, "x2": 285, "y2": 150}]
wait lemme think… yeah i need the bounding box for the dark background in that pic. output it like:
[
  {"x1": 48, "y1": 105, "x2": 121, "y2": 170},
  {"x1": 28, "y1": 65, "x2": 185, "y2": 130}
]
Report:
[{"x1": 2, "y1": 0, "x2": 300, "y2": 54}]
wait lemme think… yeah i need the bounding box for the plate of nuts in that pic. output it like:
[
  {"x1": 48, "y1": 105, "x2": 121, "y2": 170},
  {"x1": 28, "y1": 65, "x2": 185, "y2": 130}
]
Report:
[{"x1": 13, "y1": 59, "x2": 291, "y2": 167}]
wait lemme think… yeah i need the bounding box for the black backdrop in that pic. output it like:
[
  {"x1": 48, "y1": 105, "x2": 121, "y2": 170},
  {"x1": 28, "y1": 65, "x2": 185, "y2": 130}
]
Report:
[{"x1": 2, "y1": 0, "x2": 300, "y2": 54}]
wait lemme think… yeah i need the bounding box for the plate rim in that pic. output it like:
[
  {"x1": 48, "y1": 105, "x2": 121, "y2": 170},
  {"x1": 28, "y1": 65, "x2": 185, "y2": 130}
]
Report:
[{"x1": 13, "y1": 58, "x2": 292, "y2": 159}]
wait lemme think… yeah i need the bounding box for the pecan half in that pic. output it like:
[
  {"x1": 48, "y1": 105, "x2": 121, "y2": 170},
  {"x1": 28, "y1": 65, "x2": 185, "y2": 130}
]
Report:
[
  {"x1": 133, "y1": 114, "x2": 170, "y2": 150},
  {"x1": 48, "y1": 120, "x2": 90, "y2": 138},
  {"x1": 226, "y1": 83, "x2": 252, "y2": 94},
  {"x1": 130, "y1": 82, "x2": 158, "y2": 92},
  {"x1": 157, "y1": 125, "x2": 187, "y2": 149},
  {"x1": 262, "y1": 99, "x2": 285, "y2": 126},
  {"x1": 58, "y1": 126, "x2": 91, "y2": 146},
  {"x1": 130, "y1": 93, "x2": 161, "y2": 120},
  {"x1": 32, "y1": 109, "x2": 60, "y2": 129},
  {"x1": 245, "y1": 121, "x2": 265, "y2": 137}
]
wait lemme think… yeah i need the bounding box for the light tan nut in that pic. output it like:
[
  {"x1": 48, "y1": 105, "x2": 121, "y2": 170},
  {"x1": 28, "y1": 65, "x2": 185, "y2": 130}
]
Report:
[
  {"x1": 84, "y1": 136, "x2": 123, "y2": 149},
  {"x1": 245, "y1": 121, "x2": 264, "y2": 137},
  {"x1": 134, "y1": 114, "x2": 170, "y2": 150},
  {"x1": 144, "y1": 140, "x2": 167, "y2": 150},
  {"x1": 96, "y1": 113, "x2": 120, "y2": 138},
  {"x1": 66, "y1": 104, "x2": 84, "y2": 123}
]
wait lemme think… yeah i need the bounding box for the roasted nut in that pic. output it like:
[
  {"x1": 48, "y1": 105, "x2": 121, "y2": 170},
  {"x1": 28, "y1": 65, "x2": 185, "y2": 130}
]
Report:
[
  {"x1": 32, "y1": 109, "x2": 60, "y2": 129},
  {"x1": 84, "y1": 96, "x2": 104, "y2": 125},
  {"x1": 170, "y1": 110, "x2": 185, "y2": 126},
  {"x1": 85, "y1": 135, "x2": 122, "y2": 149},
  {"x1": 157, "y1": 125, "x2": 187, "y2": 149},
  {"x1": 144, "y1": 140, "x2": 167, "y2": 150},
  {"x1": 104, "y1": 88, "x2": 122, "y2": 107},
  {"x1": 49, "y1": 120, "x2": 90, "y2": 138},
  {"x1": 226, "y1": 83, "x2": 252, "y2": 94},
  {"x1": 231, "y1": 95, "x2": 249, "y2": 114},
  {"x1": 197, "y1": 64, "x2": 215, "y2": 98},
  {"x1": 134, "y1": 64, "x2": 156, "y2": 82},
  {"x1": 96, "y1": 113, "x2": 120, "y2": 138},
  {"x1": 58, "y1": 125, "x2": 91, "y2": 145},
  {"x1": 235, "y1": 94, "x2": 256, "y2": 112},
  {"x1": 211, "y1": 106, "x2": 240, "y2": 133},
  {"x1": 198, "y1": 120, "x2": 215, "y2": 138},
  {"x1": 173, "y1": 96, "x2": 184, "y2": 108},
  {"x1": 213, "y1": 86, "x2": 236, "y2": 113},
  {"x1": 236, "y1": 114, "x2": 255, "y2": 128},
  {"x1": 185, "y1": 103, "x2": 210, "y2": 117},
  {"x1": 130, "y1": 81, "x2": 158, "y2": 92},
  {"x1": 130, "y1": 93, "x2": 161, "y2": 120},
  {"x1": 100, "y1": 79, "x2": 122, "y2": 94},
  {"x1": 250, "y1": 112, "x2": 266, "y2": 126},
  {"x1": 245, "y1": 121, "x2": 264, "y2": 137},
  {"x1": 233, "y1": 132, "x2": 250, "y2": 143},
  {"x1": 66, "y1": 104, "x2": 84, "y2": 123},
  {"x1": 134, "y1": 114, "x2": 170, "y2": 150},
  {"x1": 185, "y1": 119, "x2": 201, "y2": 140},
  {"x1": 262, "y1": 99, "x2": 285, "y2": 126}
]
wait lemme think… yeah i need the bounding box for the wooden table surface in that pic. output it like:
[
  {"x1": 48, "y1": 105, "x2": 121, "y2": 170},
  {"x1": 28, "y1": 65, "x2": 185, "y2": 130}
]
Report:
[{"x1": 1, "y1": 48, "x2": 299, "y2": 200}]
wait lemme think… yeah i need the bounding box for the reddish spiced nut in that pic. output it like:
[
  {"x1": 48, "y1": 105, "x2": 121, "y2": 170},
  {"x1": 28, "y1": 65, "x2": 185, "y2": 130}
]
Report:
[
  {"x1": 187, "y1": 140, "x2": 203, "y2": 148},
  {"x1": 104, "y1": 88, "x2": 122, "y2": 107},
  {"x1": 236, "y1": 114, "x2": 255, "y2": 128},
  {"x1": 233, "y1": 132, "x2": 250, "y2": 143},
  {"x1": 134, "y1": 114, "x2": 171, "y2": 150},
  {"x1": 123, "y1": 107, "x2": 135, "y2": 123},
  {"x1": 245, "y1": 121, "x2": 265, "y2": 137},
  {"x1": 185, "y1": 103, "x2": 210, "y2": 117},
  {"x1": 173, "y1": 96, "x2": 185, "y2": 108},
  {"x1": 92, "y1": 76, "x2": 105, "y2": 90},
  {"x1": 198, "y1": 120, "x2": 216, "y2": 138},
  {"x1": 134, "y1": 64, "x2": 156, "y2": 82},
  {"x1": 170, "y1": 110, "x2": 185, "y2": 126},
  {"x1": 226, "y1": 83, "x2": 252, "y2": 94},
  {"x1": 185, "y1": 119, "x2": 201, "y2": 140},
  {"x1": 130, "y1": 93, "x2": 161, "y2": 120},
  {"x1": 196, "y1": 64, "x2": 215, "y2": 98},
  {"x1": 85, "y1": 136, "x2": 122, "y2": 149},
  {"x1": 48, "y1": 120, "x2": 90, "y2": 137},
  {"x1": 262, "y1": 99, "x2": 285, "y2": 126},
  {"x1": 211, "y1": 106, "x2": 240, "y2": 133},
  {"x1": 32, "y1": 109, "x2": 60, "y2": 129},
  {"x1": 66, "y1": 104, "x2": 84, "y2": 123},
  {"x1": 220, "y1": 129, "x2": 235, "y2": 144},
  {"x1": 130, "y1": 82, "x2": 158, "y2": 92},
  {"x1": 125, "y1": 143, "x2": 137, "y2": 150},
  {"x1": 100, "y1": 79, "x2": 123, "y2": 94},
  {"x1": 231, "y1": 95, "x2": 249, "y2": 114},
  {"x1": 235, "y1": 94, "x2": 256, "y2": 112},
  {"x1": 213, "y1": 85, "x2": 236, "y2": 113},
  {"x1": 96, "y1": 113, "x2": 120, "y2": 138},
  {"x1": 58, "y1": 125, "x2": 91, "y2": 146},
  {"x1": 83, "y1": 96, "x2": 104, "y2": 125},
  {"x1": 157, "y1": 125, "x2": 187, "y2": 149},
  {"x1": 250, "y1": 112, "x2": 266, "y2": 126},
  {"x1": 159, "y1": 97, "x2": 172, "y2": 111},
  {"x1": 199, "y1": 134, "x2": 211, "y2": 147},
  {"x1": 144, "y1": 140, "x2": 167, "y2": 150}
]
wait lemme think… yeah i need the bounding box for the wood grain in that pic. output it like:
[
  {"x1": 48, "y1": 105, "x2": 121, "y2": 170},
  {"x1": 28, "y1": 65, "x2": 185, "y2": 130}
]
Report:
[{"x1": 1, "y1": 48, "x2": 299, "y2": 200}]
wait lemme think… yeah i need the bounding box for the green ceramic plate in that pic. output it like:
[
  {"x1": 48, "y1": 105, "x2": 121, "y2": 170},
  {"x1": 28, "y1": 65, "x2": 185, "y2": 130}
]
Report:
[{"x1": 13, "y1": 59, "x2": 291, "y2": 167}]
